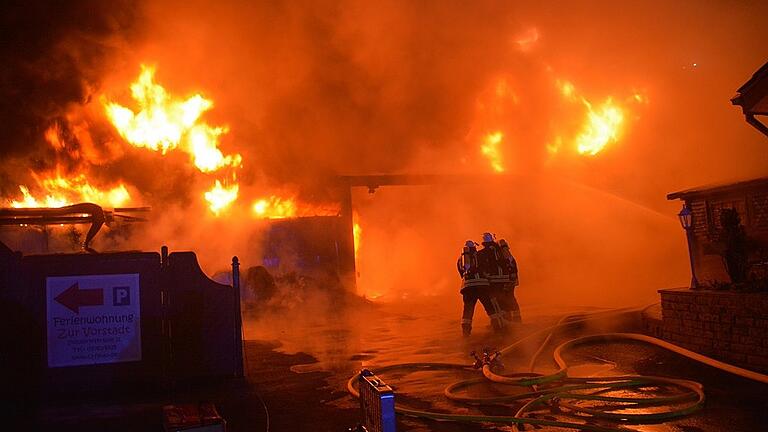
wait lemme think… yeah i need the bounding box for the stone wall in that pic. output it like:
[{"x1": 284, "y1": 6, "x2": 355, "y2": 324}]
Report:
[{"x1": 659, "y1": 288, "x2": 768, "y2": 373}]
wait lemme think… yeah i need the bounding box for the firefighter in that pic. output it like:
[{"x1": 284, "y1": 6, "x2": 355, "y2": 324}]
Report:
[
  {"x1": 477, "y1": 233, "x2": 508, "y2": 331},
  {"x1": 457, "y1": 240, "x2": 505, "y2": 336},
  {"x1": 498, "y1": 238, "x2": 521, "y2": 323}
]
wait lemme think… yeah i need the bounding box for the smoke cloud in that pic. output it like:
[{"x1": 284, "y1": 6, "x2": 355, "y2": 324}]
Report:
[
  {"x1": 0, "y1": 1, "x2": 141, "y2": 187},
  {"x1": 2, "y1": 0, "x2": 768, "y2": 308}
]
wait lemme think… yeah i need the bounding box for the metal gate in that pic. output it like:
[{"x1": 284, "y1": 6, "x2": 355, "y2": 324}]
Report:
[{"x1": 0, "y1": 243, "x2": 243, "y2": 399}]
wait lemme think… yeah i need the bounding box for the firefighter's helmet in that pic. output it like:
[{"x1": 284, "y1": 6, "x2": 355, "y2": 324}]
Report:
[{"x1": 482, "y1": 232, "x2": 496, "y2": 243}]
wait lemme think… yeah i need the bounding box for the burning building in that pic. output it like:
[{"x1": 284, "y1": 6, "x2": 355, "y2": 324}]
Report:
[
  {"x1": 3, "y1": 1, "x2": 767, "y2": 307},
  {"x1": 3, "y1": 1, "x2": 768, "y2": 429}
]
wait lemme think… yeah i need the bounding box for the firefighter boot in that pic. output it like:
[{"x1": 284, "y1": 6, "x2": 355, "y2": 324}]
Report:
[
  {"x1": 490, "y1": 313, "x2": 506, "y2": 333},
  {"x1": 461, "y1": 319, "x2": 472, "y2": 336}
]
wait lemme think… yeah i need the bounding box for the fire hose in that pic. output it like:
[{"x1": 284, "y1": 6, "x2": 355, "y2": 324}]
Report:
[{"x1": 347, "y1": 307, "x2": 768, "y2": 431}]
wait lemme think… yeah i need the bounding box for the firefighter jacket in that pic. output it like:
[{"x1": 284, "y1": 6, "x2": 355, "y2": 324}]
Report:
[
  {"x1": 507, "y1": 254, "x2": 519, "y2": 287},
  {"x1": 499, "y1": 244, "x2": 519, "y2": 287},
  {"x1": 479, "y1": 242, "x2": 510, "y2": 285},
  {"x1": 457, "y1": 248, "x2": 489, "y2": 292}
]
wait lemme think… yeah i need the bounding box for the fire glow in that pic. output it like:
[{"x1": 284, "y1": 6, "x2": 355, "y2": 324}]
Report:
[
  {"x1": 103, "y1": 65, "x2": 243, "y2": 215},
  {"x1": 474, "y1": 73, "x2": 645, "y2": 174},
  {"x1": 480, "y1": 131, "x2": 505, "y2": 172},
  {"x1": 204, "y1": 181, "x2": 239, "y2": 216},
  {"x1": 252, "y1": 196, "x2": 297, "y2": 219},
  {"x1": 103, "y1": 65, "x2": 241, "y2": 173},
  {"x1": 10, "y1": 173, "x2": 130, "y2": 209},
  {"x1": 576, "y1": 98, "x2": 624, "y2": 156},
  {"x1": 552, "y1": 79, "x2": 645, "y2": 156},
  {"x1": 251, "y1": 196, "x2": 341, "y2": 219}
]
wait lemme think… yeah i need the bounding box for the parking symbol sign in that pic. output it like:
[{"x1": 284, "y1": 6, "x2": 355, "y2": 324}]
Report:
[
  {"x1": 113, "y1": 286, "x2": 131, "y2": 306},
  {"x1": 47, "y1": 273, "x2": 141, "y2": 367}
]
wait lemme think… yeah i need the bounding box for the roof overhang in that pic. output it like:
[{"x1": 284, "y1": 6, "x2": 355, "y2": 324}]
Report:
[
  {"x1": 732, "y1": 61, "x2": 768, "y2": 137},
  {"x1": 667, "y1": 176, "x2": 768, "y2": 201}
]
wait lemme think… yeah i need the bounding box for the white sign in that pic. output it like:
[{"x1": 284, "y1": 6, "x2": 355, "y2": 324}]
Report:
[{"x1": 46, "y1": 273, "x2": 141, "y2": 368}]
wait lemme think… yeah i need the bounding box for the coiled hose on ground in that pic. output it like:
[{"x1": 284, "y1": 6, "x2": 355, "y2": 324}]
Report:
[{"x1": 347, "y1": 307, "x2": 768, "y2": 431}]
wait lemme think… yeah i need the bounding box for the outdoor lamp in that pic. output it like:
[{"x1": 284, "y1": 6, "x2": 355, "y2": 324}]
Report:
[
  {"x1": 677, "y1": 203, "x2": 698, "y2": 288},
  {"x1": 678, "y1": 203, "x2": 693, "y2": 230}
]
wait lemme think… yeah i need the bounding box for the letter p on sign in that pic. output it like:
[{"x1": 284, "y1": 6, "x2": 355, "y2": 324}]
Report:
[{"x1": 113, "y1": 286, "x2": 131, "y2": 306}]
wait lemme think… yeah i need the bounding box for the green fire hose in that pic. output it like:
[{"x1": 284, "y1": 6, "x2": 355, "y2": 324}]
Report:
[{"x1": 347, "y1": 307, "x2": 768, "y2": 431}]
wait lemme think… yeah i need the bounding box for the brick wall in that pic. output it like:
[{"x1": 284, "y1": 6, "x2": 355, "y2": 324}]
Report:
[{"x1": 659, "y1": 288, "x2": 768, "y2": 372}]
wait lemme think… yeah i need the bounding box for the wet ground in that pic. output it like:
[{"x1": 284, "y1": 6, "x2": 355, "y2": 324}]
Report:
[
  {"x1": 242, "y1": 297, "x2": 768, "y2": 432},
  {"x1": 30, "y1": 296, "x2": 768, "y2": 431}
]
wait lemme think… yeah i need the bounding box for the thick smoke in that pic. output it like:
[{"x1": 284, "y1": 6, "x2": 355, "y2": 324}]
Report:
[
  {"x1": 3, "y1": 1, "x2": 768, "y2": 308},
  {"x1": 0, "y1": 1, "x2": 140, "y2": 181}
]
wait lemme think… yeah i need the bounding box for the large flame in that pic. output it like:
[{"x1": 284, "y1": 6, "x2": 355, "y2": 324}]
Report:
[
  {"x1": 576, "y1": 98, "x2": 624, "y2": 156},
  {"x1": 480, "y1": 131, "x2": 505, "y2": 172},
  {"x1": 204, "y1": 180, "x2": 239, "y2": 216},
  {"x1": 554, "y1": 79, "x2": 641, "y2": 156},
  {"x1": 8, "y1": 116, "x2": 133, "y2": 210},
  {"x1": 9, "y1": 172, "x2": 131, "y2": 209},
  {"x1": 103, "y1": 65, "x2": 241, "y2": 173},
  {"x1": 103, "y1": 65, "x2": 243, "y2": 215},
  {"x1": 10, "y1": 186, "x2": 68, "y2": 208}
]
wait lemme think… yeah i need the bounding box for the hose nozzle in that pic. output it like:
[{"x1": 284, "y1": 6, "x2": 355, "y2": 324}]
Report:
[{"x1": 470, "y1": 347, "x2": 502, "y2": 370}]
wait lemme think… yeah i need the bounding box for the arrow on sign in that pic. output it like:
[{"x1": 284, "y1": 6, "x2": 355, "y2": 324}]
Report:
[{"x1": 54, "y1": 282, "x2": 104, "y2": 314}]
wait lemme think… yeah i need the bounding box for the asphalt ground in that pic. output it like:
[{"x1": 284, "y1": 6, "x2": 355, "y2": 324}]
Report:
[{"x1": 24, "y1": 297, "x2": 768, "y2": 431}]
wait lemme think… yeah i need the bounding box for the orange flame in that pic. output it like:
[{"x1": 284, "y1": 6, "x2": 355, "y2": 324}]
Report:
[
  {"x1": 252, "y1": 196, "x2": 297, "y2": 219},
  {"x1": 251, "y1": 195, "x2": 341, "y2": 219},
  {"x1": 103, "y1": 65, "x2": 241, "y2": 173},
  {"x1": 556, "y1": 80, "x2": 633, "y2": 156},
  {"x1": 353, "y1": 222, "x2": 361, "y2": 255},
  {"x1": 10, "y1": 185, "x2": 68, "y2": 208},
  {"x1": 9, "y1": 173, "x2": 131, "y2": 209},
  {"x1": 44, "y1": 124, "x2": 65, "y2": 151},
  {"x1": 353, "y1": 217, "x2": 362, "y2": 259},
  {"x1": 576, "y1": 98, "x2": 624, "y2": 156},
  {"x1": 480, "y1": 131, "x2": 505, "y2": 172},
  {"x1": 204, "y1": 180, "x2": 238, "y2": 216}
]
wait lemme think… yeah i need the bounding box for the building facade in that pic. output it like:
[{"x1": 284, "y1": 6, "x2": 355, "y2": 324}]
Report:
[{"x1": 668, "y1": 177, "x2": 768, "y2": 286}]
